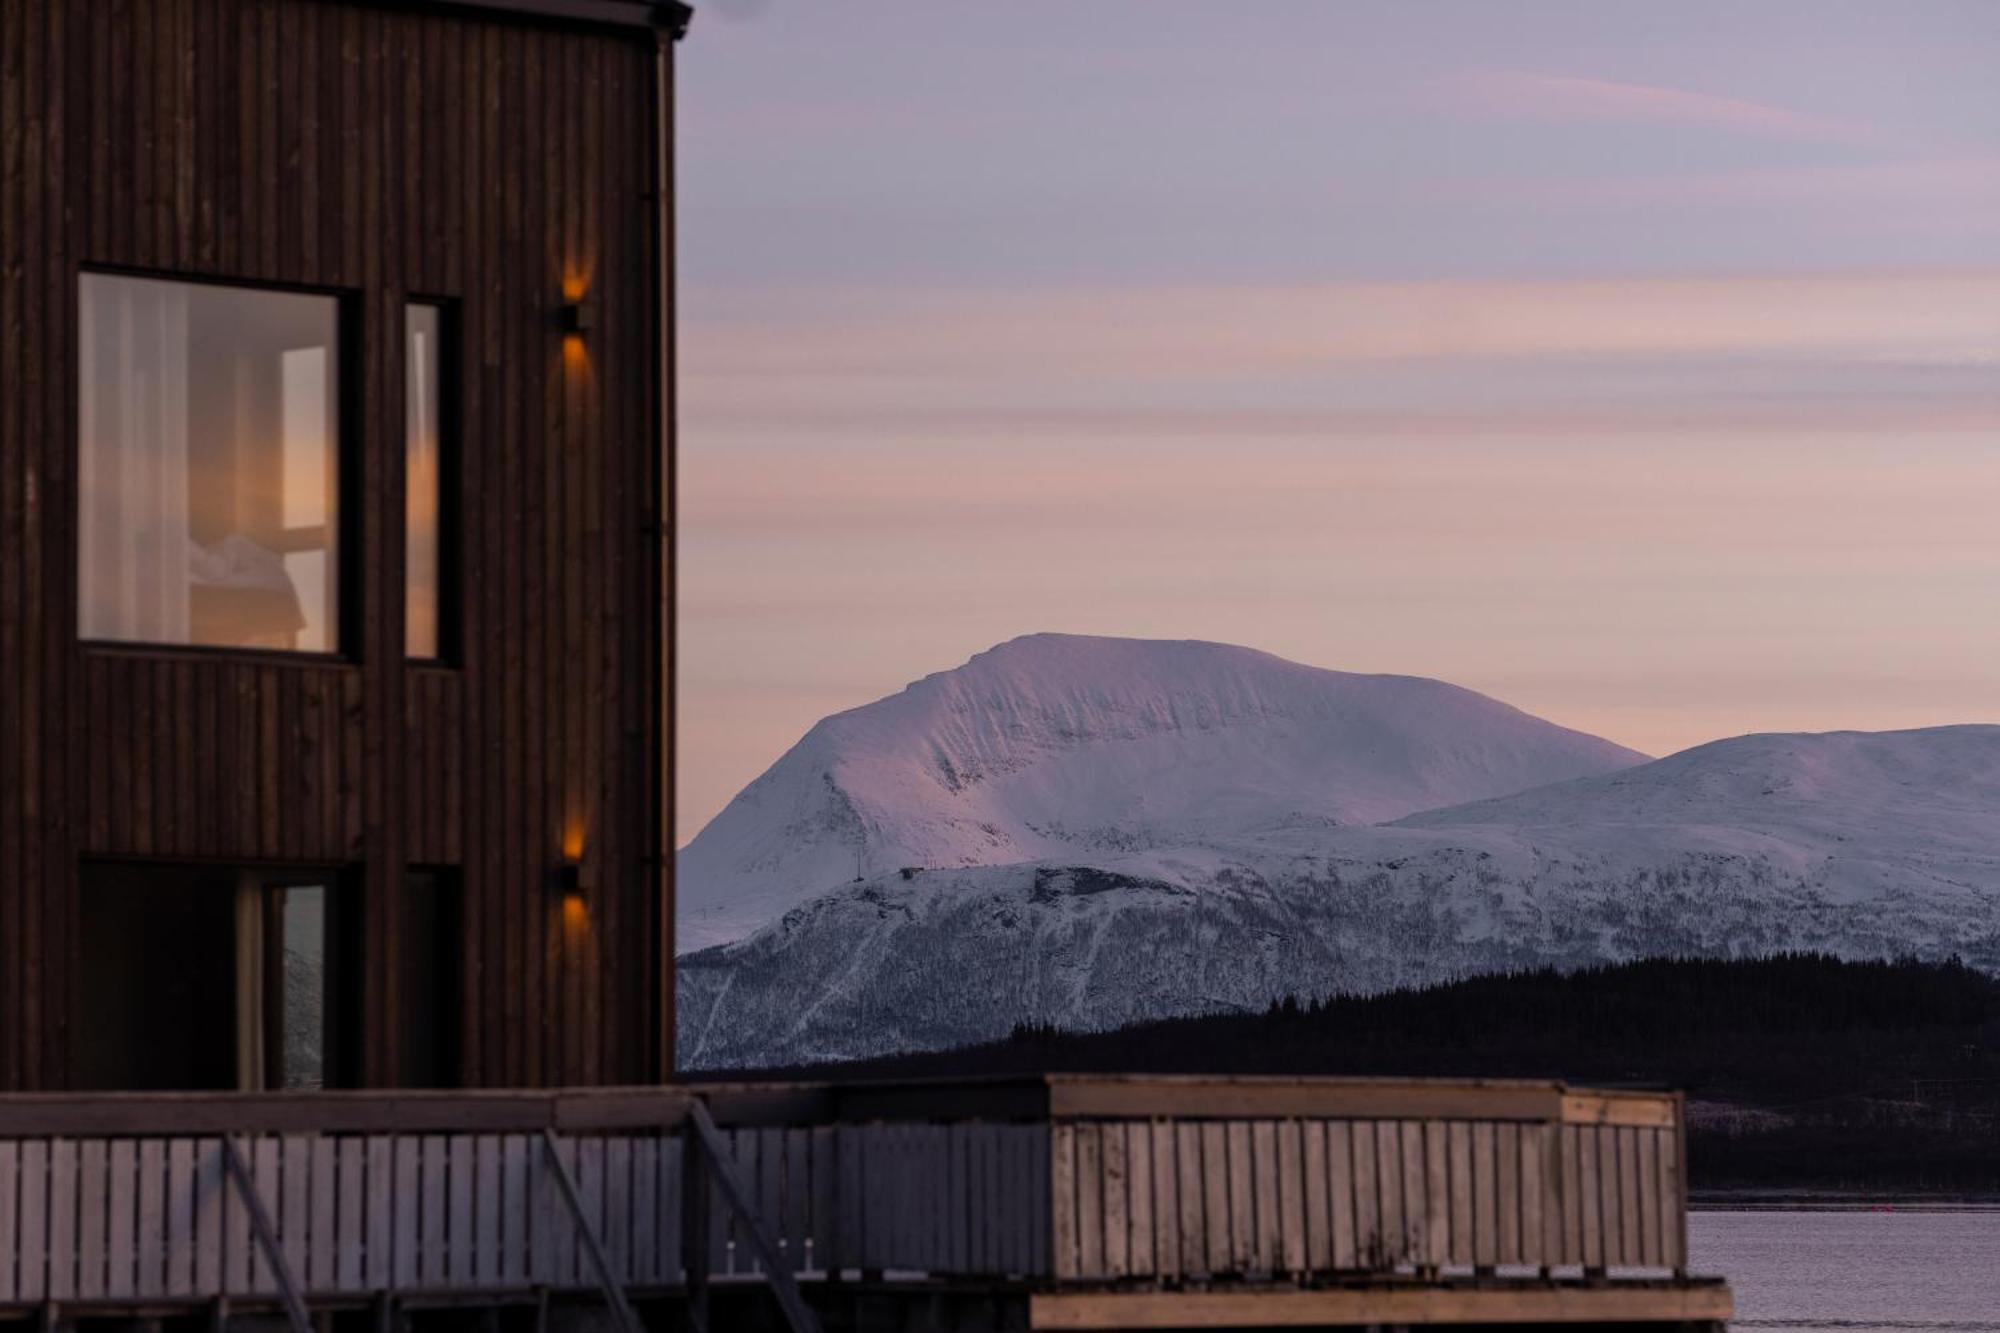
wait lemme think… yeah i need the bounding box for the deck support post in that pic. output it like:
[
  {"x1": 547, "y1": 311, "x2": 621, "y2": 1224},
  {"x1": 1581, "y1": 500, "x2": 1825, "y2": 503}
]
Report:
[
  {"x1": 539, "y1": 1131, "x2": 646, "y2": 1333},
  {"x1": 219, "y1": 1138, "x2": 312, "y2": 1333}
]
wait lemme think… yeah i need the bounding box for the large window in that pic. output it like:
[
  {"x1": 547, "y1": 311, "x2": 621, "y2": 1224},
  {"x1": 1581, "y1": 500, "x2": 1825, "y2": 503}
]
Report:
[{"x1": 78, "y1": 272, "x2": 342, "y2": 652}]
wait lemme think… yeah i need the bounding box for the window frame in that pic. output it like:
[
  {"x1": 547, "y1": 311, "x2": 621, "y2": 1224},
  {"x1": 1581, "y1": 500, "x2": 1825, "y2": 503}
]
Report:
[
  {"x1": 73, "y1": 264, "x2": 365, "y2": 665},
  {"x1": 403, "y1": 296, "x2": 462, "y2": 666}
]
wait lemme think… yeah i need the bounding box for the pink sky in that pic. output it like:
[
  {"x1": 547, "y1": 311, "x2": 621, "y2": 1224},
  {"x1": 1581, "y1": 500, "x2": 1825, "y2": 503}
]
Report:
[{"x1": 675, "y1": 2, "x2": 2000, "y2": 842}]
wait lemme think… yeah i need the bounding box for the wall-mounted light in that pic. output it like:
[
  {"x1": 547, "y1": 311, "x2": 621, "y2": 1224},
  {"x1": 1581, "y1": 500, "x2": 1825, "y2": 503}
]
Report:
[
  {"x1": 549, "y1": 860, "x2": 585, "y2": 899},
  {"x1": 558, "y1": 300, "x2": 595, "y2": 337}
]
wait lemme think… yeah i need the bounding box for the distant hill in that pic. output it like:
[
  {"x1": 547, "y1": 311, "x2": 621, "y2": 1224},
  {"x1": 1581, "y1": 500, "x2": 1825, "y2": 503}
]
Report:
[{"x1": 704, "y1": 955, "x2": 2000, "y2": 1196}]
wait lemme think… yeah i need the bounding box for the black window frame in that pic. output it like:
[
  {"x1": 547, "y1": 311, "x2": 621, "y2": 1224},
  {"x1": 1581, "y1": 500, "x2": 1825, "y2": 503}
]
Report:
[{"x1": 73, "y1": 264, "x2": 366, "y2": 665}]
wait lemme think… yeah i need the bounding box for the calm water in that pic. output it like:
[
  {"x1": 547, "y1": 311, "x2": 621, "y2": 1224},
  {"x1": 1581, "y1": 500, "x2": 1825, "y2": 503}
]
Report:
[{"x1": 1691, "y1": 1209, "x2": 2000, "y2": 1331}]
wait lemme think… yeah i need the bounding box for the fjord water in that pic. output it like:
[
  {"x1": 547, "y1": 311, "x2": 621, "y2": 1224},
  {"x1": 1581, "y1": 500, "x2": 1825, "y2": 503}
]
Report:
[{"x1": 1690, "y1": 1210, "x2": 2000, "y2": 1330}]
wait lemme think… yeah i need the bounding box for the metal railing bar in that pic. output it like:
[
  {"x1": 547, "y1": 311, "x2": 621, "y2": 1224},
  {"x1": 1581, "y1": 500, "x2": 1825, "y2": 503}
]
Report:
[
  {"x1": 686, "y1": 1100, "x2": 823, "y2": 1333},
  {"x1": 218, "y1": 1137, "x2": 312, "y2": 1333},
  {"x1": 537, "y1": 1130, "x2": 644, "y2": 1333}
]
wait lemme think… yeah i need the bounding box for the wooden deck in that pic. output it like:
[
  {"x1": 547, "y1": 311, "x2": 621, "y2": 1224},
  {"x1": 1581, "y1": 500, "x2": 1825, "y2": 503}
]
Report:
[{"x1": 0, "y1": 1076, "x2": 1731, "y2": 1331}]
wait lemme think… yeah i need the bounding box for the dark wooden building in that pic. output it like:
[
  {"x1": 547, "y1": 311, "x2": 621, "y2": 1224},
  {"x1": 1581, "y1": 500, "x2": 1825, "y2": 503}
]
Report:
[{"x1": 0, "y1": 0, "x2": 683, "y2": 1093}]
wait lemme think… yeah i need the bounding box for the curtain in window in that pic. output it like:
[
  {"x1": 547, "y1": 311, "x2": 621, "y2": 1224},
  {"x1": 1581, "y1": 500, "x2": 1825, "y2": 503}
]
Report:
[{"x1": 79, "y1": 274, "x2": 193, "y2": 643}]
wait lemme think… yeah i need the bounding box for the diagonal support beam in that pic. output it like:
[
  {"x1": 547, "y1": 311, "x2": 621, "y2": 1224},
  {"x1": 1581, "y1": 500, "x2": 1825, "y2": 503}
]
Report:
[
  {"x1": 218, "y1": 1138, "x2": 312, "y2": 1333},
  {"x1": 685, "y1": 1101, "x2": 824, "y2": 1333},
  {"x1": 539, "y1": 1131, "x2": 645, "y2": 1333}
]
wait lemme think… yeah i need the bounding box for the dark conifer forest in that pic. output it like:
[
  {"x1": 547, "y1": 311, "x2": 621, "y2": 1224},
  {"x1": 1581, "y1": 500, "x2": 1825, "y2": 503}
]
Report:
[{"x1": 736, "y1": 955, "x2": 2000, "y2": 1196}]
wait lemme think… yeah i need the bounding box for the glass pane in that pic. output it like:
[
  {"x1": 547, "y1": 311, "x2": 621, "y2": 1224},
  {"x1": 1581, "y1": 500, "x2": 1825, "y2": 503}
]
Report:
[
  {"x1": 274, "y1": 884, "x2": 327, "y2": 1091},
  {"x1": 405, "y1": 305, "x2": 442, "y2": 658},
  {"x1": 78, "y1": 273, "x2": 341, "y2": 651}
]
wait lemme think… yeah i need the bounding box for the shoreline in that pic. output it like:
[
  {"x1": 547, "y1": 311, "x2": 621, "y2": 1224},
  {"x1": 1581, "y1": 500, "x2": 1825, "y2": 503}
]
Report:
[{"x1": 1693, "y1": 1191, "x2": 2000, "y2": 1212}]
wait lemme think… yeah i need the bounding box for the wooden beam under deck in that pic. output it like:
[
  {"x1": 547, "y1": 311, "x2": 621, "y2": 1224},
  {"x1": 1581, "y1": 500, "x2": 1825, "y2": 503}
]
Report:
[{"x1": 1030, "y1": 1281, "x2": 1735, "y2": 1330}]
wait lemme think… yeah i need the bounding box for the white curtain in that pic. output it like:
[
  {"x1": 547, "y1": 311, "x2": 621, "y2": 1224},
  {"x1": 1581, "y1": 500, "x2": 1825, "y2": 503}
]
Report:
[{"x1": 79, "y1": 274, "x2": 192, "y2": 643}]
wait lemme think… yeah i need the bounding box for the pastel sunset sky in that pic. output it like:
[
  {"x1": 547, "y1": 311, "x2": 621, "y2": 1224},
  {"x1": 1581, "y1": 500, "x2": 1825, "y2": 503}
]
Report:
[{"x1": 676, "y1": 0, "x2": 2000, "y2": 843}]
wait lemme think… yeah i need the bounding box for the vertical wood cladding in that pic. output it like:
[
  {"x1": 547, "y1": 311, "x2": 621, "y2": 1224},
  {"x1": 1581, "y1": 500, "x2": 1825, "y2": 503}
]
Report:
[{"x1": 0, "y1": 0, "x2": 667, "y2": 1089}]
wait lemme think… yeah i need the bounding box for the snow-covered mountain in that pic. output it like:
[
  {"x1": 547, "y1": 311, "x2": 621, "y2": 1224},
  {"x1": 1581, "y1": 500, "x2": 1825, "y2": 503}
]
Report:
[
  {"x1": 677, "y1": 633, "x2": 1648, "y2": 950},
  {"x1": 678, "y1": 721, "x2": 2000, "y2": 1070}
]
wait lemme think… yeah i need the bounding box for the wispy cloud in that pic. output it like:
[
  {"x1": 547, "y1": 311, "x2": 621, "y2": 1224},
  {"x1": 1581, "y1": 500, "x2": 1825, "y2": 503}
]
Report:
[{"x1": 1452, "y1": 71, "x2": 1922, "y2": 154}]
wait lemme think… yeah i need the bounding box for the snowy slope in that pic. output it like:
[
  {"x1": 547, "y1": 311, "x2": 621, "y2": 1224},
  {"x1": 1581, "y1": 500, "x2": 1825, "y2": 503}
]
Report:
[
  {"x1": 677, "y1": 725, "x2": 2000, "y2": 1070},
  {"x1": 677, "y1": 633, "x2": 1647, "y2": 950}
]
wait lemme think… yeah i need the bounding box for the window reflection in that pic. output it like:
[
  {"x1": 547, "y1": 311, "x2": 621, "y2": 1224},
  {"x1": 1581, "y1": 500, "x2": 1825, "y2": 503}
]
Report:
[
  {"x1": 78, "y1": 273, "x2": 340, "y2": 652},
  {"x1": 406, "y1": 304, "x2": 442, "y2": 658}
]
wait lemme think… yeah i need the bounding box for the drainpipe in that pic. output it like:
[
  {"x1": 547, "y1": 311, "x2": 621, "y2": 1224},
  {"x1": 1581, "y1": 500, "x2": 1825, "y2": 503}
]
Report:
[{"x1": 653, "y1": 2, "x2": 691, "y2": 1082}]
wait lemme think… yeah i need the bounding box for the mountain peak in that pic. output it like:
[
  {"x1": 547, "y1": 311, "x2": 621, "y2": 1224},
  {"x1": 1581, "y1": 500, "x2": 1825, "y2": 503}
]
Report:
[{"x1": 678, "y1": 634, "x2": 1646, "y2": 950}]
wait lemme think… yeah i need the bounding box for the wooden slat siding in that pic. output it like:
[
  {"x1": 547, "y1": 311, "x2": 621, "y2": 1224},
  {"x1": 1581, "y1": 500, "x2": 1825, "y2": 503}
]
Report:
[
  {"x1": 448, "y1": 1133, "x2": 474, "y2": 1283},
  {"x1": 1299, "y1": 1121, "x2": 1328, "y2": 1273},
  {"x1": 1174, "y1": 1121, "x2": 1204, "y2": 1277},
  {"x1": 308, "y1": 1136, "x2": 336, "y2": 1292},
  {"x1": 1376, "y1": 1112, "x2": 1408, "y2": 1264},
  {"x1": 630, "y1": 1134, "x2": 657, "y2": 1283},
  {"x1": 807, "y1": 1124, "x2": 834, "y2": 1274},
  {"x1": 501, "y1": 1133, "x2": 531, "y2": 1285},
  {"x1": 1618, "y1": 1124, "x2": 1641, "y2": 1269},
  {"x1": 1520, "y1": 1123, "x2": 1545, "y2": 1270},
  {"x1": 1101, "y1": 1121, "x2": 1128, "y2": 1277},
  {"x1": 1659, "y1": 1124, "x2": 1683, "y2": 1272},
  {"x1": 3, "y1": 1, "x2": 664, "y2": 1092},
  {"x1": 1446, "y1": 1120, "x2": 1472, "y2": 1268},
  {"x1": 105, "y1": 1139, "x2": 135, "y2": 1297},
  {"x1": 1224, "y1": 1119, "x2": 1253, "y2": 1274},
  {"x1": 1421, "y1": 1120, "x2": 1448, "y2": 1270},
  {"x1": 48, "y1": 1138, "x2": 75, "y2": 1299},
  {"x1": 166, "y1": 1128, "x2": 195, "y2": 1288},
  {"x1": 140, "y1": 1128, "x2": 169, "y2": 1288},
  {"x1": 77, "y1": 1138, "x2": 105, "y2": 1298},
  {"x1": 18, "y1": 1140, "x2": 45, "y2": 1301},
  {"x1": 1127, "y1": 1121, "x2": 1154, "y2": 1277},
  {"x1": 1496, "y1": 1121, "x2": 1520, "y2": 1265},
  {"x1": 0, "y1": 1142, "x2": 14, "y2": 1301},
  {"x1": 391, "y1": 1134, "x2": 419, "y2": 1288},
  {"x1": 1578, "y1": 1123, "x2": 1604, "y2": 1269},
  {"x1": 1326, "y1": 1120, "x2": 1356, "y2": 1270}
]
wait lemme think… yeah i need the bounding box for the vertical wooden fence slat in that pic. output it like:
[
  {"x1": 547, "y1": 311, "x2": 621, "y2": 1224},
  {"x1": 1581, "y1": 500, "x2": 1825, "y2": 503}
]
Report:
[
  {"x1": 281, "y1": 1136, "x2": 311, "y2": 1294},
  {"x1": 1635, "y1": 1127, "x2": 1660, "y2": 1267},
  {"x1": 1102, "y1": 1122, "x2": 1128, "y2": 1278},
  {"x1": 1074, "y1": 1123, "x2": 1102, "y2": 1279},
  {"x1": 1273, "y1": 1120, "x2": 1302, "y2": 1275},
  {"x1": 1422, "y1": 1120, "x2": 1448, "y2": 1270},
  {"x1": 806, "y1": 1126, "x2": 833, "y2": 1275},
  {"x1": 1399, "y1": 1121, "x2": 1426, "y2": 1266},
  {"x1": 449, "y1": 1134, "x2": 475, "y2": 1285},
  {"x1": 103, "y1": 1140, "x2": 134, "y2": 1299},
  {"x1": 1048, "y1": 1123, "x2": 1077, "y2": 1280},
  {"x1": 659, "y1": 1134, "x2": 683, "y2": 1282},
  {"x1": 1174, "y1": 1122, "x2": 1204, "y2": 1277},
  {"x1": 1561, "y1": 1125, "x2": 1584, "y2": 1267},
  {"x1": 1373, "y1": 1122, "x2": 1403, "y2": 1271},
  {"x1": 1659, "y1": 1126, "x2": 1683, "y2": 1272},
  {"x1": 1520, "y1": 1124, "x2": 1545, "y2": 1270},
  {"x1": 165, "y1": 1128, "x2": 196, "y2": 1288},
  {"x1": 47, "y1": 1139, "x2": 75, "y2": 1299},
  {"x1": 1619, "y1": 1125, "x2": 1641, "y2": 1269},
  {"x1": 335, "y1": 1138, "x2": 364, "y2": 1292},
  {"x1": 252, "y1": 1136, "x2": 282, "y2": 1294},
  {"x1": 500, "y1": 1133, "x2": 530, "y2": 1285},
  {"x1": 78, "y1": 1140, "x2": 105, "y2": 1300},
  {"x1": 1249, "y1": 1121, "x2": 1278, "y2": 1274},
  {"x1": 191, "y1": 1139, "x2": 223, "y2": 1297},
  {"x1": 19, "y1": 1141, "x2": 46, "y2": 1302},
  {"x1": 1497, "y1": 1122, "x2": 1520, "y2": 1265},
  {"x1": 1447, "y1": 1121, "x2": 1473, "y2": 1267},
  {"x1": 1578, "y1": 1124, "x2": 1603, "y2": 1270},
  {"x1": 1471, "y1": 1122, "x2": 1496, "y2": 1269},
  {"x1": 1326, "y1": 1121, "x2": 1356, "y2": 1271},
  {"x1": 783, "y1": 1128, "x2": 810, "y2": 1275},
  {"x1": 1127, "y1": 1121, "x2": 1154, "y2": 1277},
  {"x1": 308, "y1": 1137, "x2": 336, "y2": 1293},
  {"x1": 1300, "y1": 1121, "x2": 1329, "y2": 1273},
  {"x1": 0, "y1": 1144, "x2": 15, "y2": 1302},
  {"x1": 1349, "y1": 1122, "x2": 1378, "y2": 1269},
  {"x1": 393, "y1": 1135, "x2": 421, "y2": 1289},
  {"x1": 606, "y1": 1136, "x2": 633, "y2": 1283},
  {"x1": 629, "y1": 1136, "x2": 657, "y2": 1285},
  {"x1": 140, "y1": 1136, "x2": 169, "y2": 1288},
  {"x1": 1225, "y1": 1121, "x2": 1254, "y2": 1275},
  {"x1": 422, "y1": 1134, "x2": 450, "y2": 1287}
]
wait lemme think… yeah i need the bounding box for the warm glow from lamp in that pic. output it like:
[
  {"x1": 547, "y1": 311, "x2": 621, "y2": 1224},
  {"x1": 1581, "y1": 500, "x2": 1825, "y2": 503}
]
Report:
[
  {"x1": 562, "y1": 332, "x2": 589, "y2": 369},
  {"x1": 561, "y1": 890, "x2": 589, "y2": 933}
]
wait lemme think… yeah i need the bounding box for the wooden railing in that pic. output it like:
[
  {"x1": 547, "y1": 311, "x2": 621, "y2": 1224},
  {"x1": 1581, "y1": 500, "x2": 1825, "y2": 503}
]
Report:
[{"x1": 0, "y1": 1076, "x2": 1687, "y2": 1310}]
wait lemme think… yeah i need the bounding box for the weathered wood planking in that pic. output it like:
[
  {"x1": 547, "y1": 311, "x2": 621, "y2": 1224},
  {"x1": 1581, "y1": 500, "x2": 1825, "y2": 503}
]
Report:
[
  {"x1": 0, "y1": 0, "x2": 668, "y2": 1092},
  {"x1": 1047, "y1": 1118, "x2": 1687, "y2": 1282}
]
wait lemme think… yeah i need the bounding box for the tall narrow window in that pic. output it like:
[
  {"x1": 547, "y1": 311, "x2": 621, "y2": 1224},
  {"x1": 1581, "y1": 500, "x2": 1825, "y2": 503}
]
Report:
[
  {"x1": 405, "y1": 303, "x2": 447, "y2": 658},
  {"x1": 78, "y1": 273, "x2": 342, "y2": 652}
]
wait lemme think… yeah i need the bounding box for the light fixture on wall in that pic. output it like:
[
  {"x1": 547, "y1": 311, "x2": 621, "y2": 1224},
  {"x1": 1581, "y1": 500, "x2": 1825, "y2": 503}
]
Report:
[
  {"x1": 558, "y1": 299, "x2": 595, "y2": 337},
  {"x1": 549, "y1": 860, "x2": 585, "y2": 900}
]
